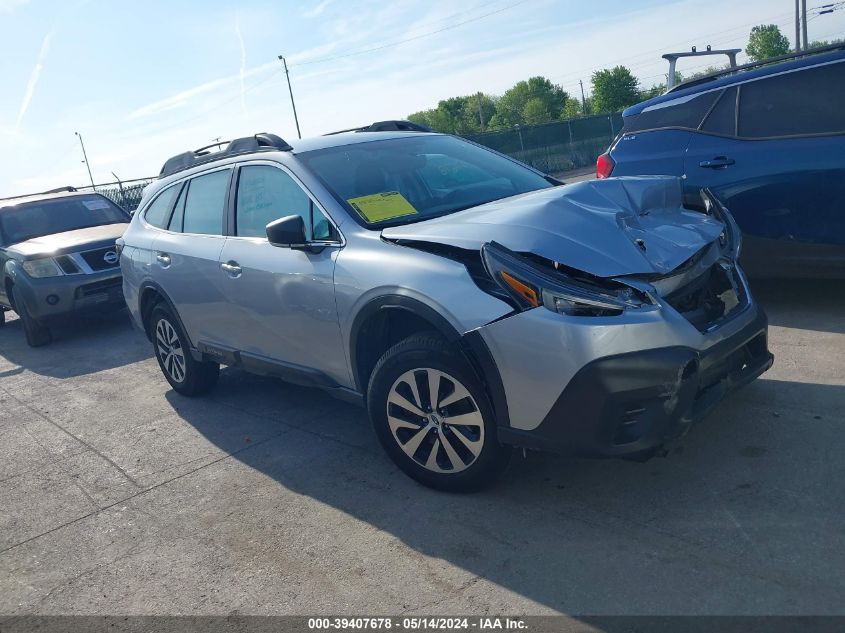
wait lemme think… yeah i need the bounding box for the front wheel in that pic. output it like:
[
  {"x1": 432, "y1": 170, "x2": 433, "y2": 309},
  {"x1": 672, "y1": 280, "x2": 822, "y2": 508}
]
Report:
[
  {"x1": 11, "y1": 287, "x2": 51, "y2": 347},
  {"x1": 150, "y1": 304, "x2": 219, "y2": 396},
  {"x1": 367, "y1": 333, "x2": 510, "y2": 492}
]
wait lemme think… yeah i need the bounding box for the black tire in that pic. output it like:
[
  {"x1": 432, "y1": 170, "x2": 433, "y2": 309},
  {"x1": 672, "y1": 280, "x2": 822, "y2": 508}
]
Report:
[
  {"x1": 367, "y1": 333, "x2": 510, "y2": 492},
  {"x1": 11, "y1": 287, "x2": 51, "y2": 347},
  {"x1": 150, "y1": 304, "x2": 219, "y2": 396}
]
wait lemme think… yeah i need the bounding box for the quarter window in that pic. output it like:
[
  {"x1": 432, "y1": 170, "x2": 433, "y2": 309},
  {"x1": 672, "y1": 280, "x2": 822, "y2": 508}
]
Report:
[
  {"x1": 143, "y1": 185, "x2": 179, "y2": 229},
  {"x1": 181, "y1": 170, "x2": 230, "y2": 236},
  {"x1": 235, "y1": 165, "x2": 334, "y2": 240},
  {"x1": 738, "y1": 62, "x2": 845, "y2": 138}
]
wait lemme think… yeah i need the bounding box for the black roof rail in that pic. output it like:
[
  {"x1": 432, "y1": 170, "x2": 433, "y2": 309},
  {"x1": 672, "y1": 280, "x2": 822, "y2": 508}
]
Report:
[
  {"x1": 668, "y1": 41, "x2": 845, "y2": 93},
  {"x1": 324, "y1": 120, "x2": 434, "y2": 135},
  {"x1": 0, "y1": 185, "x2": 78, "y2": 204},
  {"x1": 43, "y1": 185, "x2": 78, "y2": 194},
  {"x1": 159, "y1": 133, "x2": 293, "y2": 178}
]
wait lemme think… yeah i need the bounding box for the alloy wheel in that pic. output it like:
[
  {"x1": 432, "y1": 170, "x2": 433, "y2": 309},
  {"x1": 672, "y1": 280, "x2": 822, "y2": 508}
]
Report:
[
  {"x1": 155, "y1": 318, "x2": 186, "y2": 383},
  {"x1": 386, "y1": 368, "x2": 485, "y2": 474}
]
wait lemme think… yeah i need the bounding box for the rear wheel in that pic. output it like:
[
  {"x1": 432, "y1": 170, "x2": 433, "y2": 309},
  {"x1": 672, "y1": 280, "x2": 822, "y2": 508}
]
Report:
[
  {"x1": 367, "y1": 333, "x2": 510, "y2": 492},
  {"x1": 150, "y1": 304, "x2": 219, "y2": 396},
  {"x1": 11, "y1": 287, "x2": 51, "y2": 347}
]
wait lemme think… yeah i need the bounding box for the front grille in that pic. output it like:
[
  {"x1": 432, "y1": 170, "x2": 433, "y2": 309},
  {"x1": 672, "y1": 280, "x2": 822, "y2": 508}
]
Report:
[
  {"x1": 662, "y1": 263, "x2": 747, "y2": 332},
  {"x1": 79, "y1": 245, "x2": 120, "y2": 271}
]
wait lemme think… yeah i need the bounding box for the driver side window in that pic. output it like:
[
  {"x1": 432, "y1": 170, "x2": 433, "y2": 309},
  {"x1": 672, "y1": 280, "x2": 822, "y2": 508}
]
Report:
[{"x1": 235, "y1": 165, "x2": 334, "y2": 240}]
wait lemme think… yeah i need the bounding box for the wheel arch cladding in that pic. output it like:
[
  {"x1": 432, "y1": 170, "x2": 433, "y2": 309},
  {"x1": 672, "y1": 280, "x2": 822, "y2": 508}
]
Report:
[
  {"x1": 350, "y1": 295, "x2": 511, "y2": 428},
  {"x1": 138, "y1": 282, "x2": 191, "y2": 347}
]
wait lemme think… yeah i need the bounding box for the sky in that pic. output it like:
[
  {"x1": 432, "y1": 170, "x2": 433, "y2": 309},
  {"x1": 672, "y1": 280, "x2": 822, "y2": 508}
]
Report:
[{"x1": 1, "y1": 0, "x2": 844, "y2": 196}]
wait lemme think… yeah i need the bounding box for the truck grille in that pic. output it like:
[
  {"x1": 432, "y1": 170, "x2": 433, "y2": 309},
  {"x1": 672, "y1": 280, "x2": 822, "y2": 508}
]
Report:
[
  {"x1": 79, "y1": 245, "x2": 120, "y2": 271},
  {"x1": 662, "y1": 263, "x2": 747, "y2": 332}
]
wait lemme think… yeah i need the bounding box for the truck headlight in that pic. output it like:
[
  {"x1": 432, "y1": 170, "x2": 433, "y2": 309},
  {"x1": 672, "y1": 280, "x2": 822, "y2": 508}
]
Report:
[
  {"x1": 22, "y1": 258, "x2": 63, "y2": 278},
  {"x1": 481, "y1": 241, "x2": 648, "y2": 317}
]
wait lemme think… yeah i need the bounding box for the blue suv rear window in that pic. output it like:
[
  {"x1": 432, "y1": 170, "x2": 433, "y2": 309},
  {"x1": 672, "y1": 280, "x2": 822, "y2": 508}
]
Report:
[{"x1": 624, "y1": 91, "x2": 720, "y2": 133}]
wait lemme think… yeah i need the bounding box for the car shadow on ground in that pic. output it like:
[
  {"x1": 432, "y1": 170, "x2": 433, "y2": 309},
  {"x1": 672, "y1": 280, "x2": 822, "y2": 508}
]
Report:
[
  {"x1": 0, "y1": 310, "x2": 151, "y2": 378},
  {"x1": 162, "y1": 363, "x2": 845, "y2": 613},
  {"x1": 750, "y1": 278, "x2": 845, "y2": 334}
]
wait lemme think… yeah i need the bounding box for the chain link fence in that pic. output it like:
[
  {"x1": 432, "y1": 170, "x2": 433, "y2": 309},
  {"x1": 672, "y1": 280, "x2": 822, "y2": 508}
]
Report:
[
  {"x1": 76, "y1": 177, "x2": 155, "y2": 212},
  {"x1": 464, "y1": 112, "x2": 623, "y2": 176}
]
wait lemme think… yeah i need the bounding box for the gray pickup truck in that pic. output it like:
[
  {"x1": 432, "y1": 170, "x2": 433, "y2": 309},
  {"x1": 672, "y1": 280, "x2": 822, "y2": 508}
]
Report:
[{"x1": 0, "y1": 189, "x2": 130, "y2": 346}]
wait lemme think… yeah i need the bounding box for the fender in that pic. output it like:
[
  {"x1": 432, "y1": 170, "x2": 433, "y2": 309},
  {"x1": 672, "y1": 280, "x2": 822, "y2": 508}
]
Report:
[
  {"x1": 349, "y1": 294, "x2": 511, "y2": 429},
  {"x1": 137, "y1": 280, "x2": 200, "y2": 358}
]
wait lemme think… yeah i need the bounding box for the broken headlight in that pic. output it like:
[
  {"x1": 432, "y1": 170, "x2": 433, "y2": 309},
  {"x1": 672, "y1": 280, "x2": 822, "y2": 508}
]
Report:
[{"x1": 481, "y1": 241, "x2": 646, "y2": 317}]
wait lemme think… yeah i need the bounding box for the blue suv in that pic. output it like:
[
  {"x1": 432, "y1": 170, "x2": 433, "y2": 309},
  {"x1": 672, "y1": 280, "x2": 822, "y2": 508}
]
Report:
[{"x1": 598, "y1": 45, "x2": 845, "y2": 278}]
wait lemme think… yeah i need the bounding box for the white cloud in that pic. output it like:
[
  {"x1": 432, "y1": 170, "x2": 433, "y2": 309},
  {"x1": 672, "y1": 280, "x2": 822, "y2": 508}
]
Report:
[
  {"x1": 0, "y1": 0, "x2": 29, "y2": 12},
  {"x1": 14, "y1": 28, "x2": 54, "y2": 131},
  {"x1": 126, "y1": 60, "x2": 276, "y2": 120},
  {"x1": 302, "y1": 0, "x2": 332, "y2": 19}
]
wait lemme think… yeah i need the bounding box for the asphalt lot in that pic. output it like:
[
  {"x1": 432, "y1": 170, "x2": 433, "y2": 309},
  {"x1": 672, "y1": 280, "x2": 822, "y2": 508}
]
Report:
[{"x1": 0, "y1": 279, "x2": 843, "y2": 617}]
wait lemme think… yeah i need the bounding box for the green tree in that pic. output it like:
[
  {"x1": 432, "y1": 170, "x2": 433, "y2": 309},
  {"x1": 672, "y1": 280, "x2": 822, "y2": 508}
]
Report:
[
  {"x1": 523, "y1": 98, "x2": 551, "y2": 124},
  {"x1": 560, "y1": 96, "x2": 584, "y2": 120},
  {"x1": 746, "y1": 24, "x2": 791, "y2": 62},
  {"x1": 591, "y1": 66, "x2": 640, "y2": 113},
  {"x1": 808, "y1": 38, "x2": 843, "y2": 49},
  {"x1": 494, "y1": 76, "x2": 568, "y2": 126},
  {"x1": 408, "y1": 93, "x2": 497, "y2": 134}
]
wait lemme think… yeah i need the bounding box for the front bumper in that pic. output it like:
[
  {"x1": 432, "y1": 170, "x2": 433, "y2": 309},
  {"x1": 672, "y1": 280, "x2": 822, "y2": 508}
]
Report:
[
  {"x1": 13, "y1": 269, "x2": 125, "y2": 320},
  {"x1": 496, "y1": 306, "x2": 772, "y2": 457}
]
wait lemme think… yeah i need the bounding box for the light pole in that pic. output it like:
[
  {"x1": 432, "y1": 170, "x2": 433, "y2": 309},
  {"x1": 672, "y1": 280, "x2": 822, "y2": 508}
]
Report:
[
  {"x1": 278, "y1": 55, "x2": 302, "y2": 139},
  {"x1": 74, "y1": 132, "x2": 96, "y2": 190}
]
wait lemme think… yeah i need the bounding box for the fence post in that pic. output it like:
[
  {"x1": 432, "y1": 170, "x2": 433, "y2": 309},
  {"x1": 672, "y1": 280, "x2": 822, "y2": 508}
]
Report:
[
  {"x1": 567, "y1": 119, "x2": 575, "y2": 164},
  {"x1": 609, "y1": 114, "x2": 615, "y2": 137},
  {"x1": 516, "y1": 125, "x2": 524, "y2": 152}
]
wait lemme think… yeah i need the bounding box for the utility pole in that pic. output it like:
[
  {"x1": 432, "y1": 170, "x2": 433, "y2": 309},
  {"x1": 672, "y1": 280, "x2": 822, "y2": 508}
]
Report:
[
  {"x1": 477, "y1": 92, "x2": 485, "y2": 133},
  {"x1": 579, "y1": 80, "x2": 587, "y2": 115},
  {"x1": 801, "y1": 0, "x2": 809, "y2": 50},
  {"x1": 795, "y1": 0, "x2": 802, "y2": 51},
  {"x1": 74, "y1": 132, "x2": 96, "y2": 190},
  {"x1": 278, "y1": 55, "x2": 302, "y2": 139}
]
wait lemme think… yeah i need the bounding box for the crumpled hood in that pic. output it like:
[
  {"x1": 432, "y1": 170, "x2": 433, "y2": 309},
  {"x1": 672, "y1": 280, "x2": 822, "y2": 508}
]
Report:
[
  {"x1": 382, "y1": 176, "x2": 725, "y2": 278},
  {"x1": 6, "y1": 223, "x2": 128, "y2": 258}
]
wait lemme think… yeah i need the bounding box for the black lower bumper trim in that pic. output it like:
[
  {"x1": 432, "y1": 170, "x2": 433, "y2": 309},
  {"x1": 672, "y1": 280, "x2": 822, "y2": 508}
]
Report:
[{"x1": 499, "y1": 307, "x2": 773, "y2": 457}]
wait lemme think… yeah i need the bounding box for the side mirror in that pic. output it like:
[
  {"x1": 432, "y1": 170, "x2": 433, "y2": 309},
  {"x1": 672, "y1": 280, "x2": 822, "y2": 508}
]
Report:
[{"x1": 266, "y1": 215, "x2": 307, "y2": 248}]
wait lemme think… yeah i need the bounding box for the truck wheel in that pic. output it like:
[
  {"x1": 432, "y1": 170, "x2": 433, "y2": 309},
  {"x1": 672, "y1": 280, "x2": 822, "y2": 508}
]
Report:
[
  {"x1": 150, "y1": 303, "x2": 219, "y2": 396},
  {"x1": 11, "y1": 287, "x2": 51, "y2": 347},
  {"x1": 367, "y1": 333, "x2": 510, "y2": 492}
]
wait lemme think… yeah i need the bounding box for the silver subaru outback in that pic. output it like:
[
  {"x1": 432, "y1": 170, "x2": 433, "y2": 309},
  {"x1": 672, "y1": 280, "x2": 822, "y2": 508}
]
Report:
[{"x1": 119, "y1": 123, "x2": 773, "y2": 491}]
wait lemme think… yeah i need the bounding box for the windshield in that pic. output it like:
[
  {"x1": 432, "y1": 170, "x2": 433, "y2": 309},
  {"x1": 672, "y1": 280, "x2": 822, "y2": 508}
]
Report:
[
  {"x1": 0, "y1": 194, "x2": 128, "y2": 246},
  {"x1": 298, "y1": 135, "x2": 553, "y2": 227}
]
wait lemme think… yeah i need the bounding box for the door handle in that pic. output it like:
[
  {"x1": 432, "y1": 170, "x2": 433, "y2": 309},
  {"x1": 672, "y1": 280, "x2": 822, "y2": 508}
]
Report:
[
  {"x1": 699, "y1": 156, "x2": 735, "y2": 169},
  {"x1": 156, "y1": 253, "x2": 171, "y2": 268},
  {"x1": 220, "y1": 261, "x2": 242, "y2": 278}
]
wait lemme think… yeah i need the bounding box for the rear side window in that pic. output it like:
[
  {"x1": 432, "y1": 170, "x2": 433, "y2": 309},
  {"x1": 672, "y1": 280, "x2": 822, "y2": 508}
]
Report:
[
  {"x1": 624, "y1": 91, "x2": 720, "y2": 133},
  {"x1": 143, "y1": 185, "x2": 179, "y2": 229},
  {"x1": 738, "y1": 62, "x2": 845, "y2": 138},
  {"x1": 700, "y1": 87, "x2": 737, "y2": 136},
  {"x1": 182, "y1": 170, "x2": 230, "y2": 236}
]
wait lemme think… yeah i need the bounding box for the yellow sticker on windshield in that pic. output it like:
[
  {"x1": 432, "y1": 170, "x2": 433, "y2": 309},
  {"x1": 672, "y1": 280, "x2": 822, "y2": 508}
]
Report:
[{"x1": 347, "y1": 191, "x2": 418, "y2": 222}]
